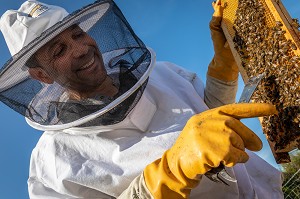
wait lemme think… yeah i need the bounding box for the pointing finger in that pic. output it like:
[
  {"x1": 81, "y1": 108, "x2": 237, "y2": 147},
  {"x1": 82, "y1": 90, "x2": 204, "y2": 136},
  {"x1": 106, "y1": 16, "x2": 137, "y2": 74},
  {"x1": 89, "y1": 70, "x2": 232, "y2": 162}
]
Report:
[{"x1": 217, "y1": 103, "x2": 277, "y2": 119}]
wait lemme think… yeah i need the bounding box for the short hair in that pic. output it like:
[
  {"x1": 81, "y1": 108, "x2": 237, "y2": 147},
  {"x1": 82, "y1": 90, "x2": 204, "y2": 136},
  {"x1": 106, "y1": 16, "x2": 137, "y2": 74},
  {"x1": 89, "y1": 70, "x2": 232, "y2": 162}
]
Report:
[{"x1": 26, "y1": 54, "x2": 39, "y2": 68}]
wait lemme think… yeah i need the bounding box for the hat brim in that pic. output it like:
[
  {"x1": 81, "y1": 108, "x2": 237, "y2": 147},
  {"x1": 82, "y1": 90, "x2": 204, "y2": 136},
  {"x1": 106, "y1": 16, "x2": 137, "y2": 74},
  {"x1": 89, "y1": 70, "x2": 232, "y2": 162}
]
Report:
[
  {"x1": 0, "y1": 0, "x2": 156, "y2": 130},
  {"x1": 0, "y1": 1, "x2": 110, "y2": 92}
]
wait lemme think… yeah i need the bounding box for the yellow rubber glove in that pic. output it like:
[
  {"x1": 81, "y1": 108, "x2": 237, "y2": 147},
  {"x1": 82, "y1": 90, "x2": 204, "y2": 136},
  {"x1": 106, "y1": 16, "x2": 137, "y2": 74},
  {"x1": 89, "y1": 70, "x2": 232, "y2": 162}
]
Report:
[
  {"x1": 208, "y1": 0, "x2": 239, "y2": 82},
  {"x1": 144, "y1": 103, "x2": 277, "y2": 198}
]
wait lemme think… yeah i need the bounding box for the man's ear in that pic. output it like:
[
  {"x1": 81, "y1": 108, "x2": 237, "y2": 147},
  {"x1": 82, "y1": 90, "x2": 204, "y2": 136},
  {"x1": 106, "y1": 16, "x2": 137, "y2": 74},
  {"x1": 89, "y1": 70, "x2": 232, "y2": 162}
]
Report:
[{"x1": 28, "y1": 67, "x2": 54, "y2": 84}]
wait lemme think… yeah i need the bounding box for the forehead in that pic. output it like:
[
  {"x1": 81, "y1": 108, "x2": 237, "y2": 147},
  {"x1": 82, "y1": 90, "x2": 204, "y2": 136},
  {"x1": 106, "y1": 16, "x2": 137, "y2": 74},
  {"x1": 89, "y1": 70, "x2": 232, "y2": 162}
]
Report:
[{"x1": 36, "y1": 24, "x2": 82, "y2": 54}]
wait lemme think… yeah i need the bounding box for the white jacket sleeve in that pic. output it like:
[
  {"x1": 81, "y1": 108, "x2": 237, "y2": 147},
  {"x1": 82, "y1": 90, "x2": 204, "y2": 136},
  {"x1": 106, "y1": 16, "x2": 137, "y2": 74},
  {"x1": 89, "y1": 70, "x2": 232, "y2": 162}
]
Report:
[
  {"x1": 28, "y1": 177, "x2": 114, "y2": 199},
  {"x1": 29, "y1": 172, "x2": 153, "y2": 199},
  {"x1": 28, "y1": 129, "x2": 162, "y2": 199},
  {"x1": 28, "y1": 132, "x2": 115, "y2": 199}
]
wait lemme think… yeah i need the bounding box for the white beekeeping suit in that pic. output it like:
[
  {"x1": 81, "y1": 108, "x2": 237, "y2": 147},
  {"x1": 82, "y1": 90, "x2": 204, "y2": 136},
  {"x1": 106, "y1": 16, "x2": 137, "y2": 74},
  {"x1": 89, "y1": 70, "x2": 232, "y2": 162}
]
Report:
[
  {"x1": 0, "y1": 0, "x2": 283, "y2": 198},
  {"x1": 27, "y1": 61, "x2": 283, "y2": 199}
]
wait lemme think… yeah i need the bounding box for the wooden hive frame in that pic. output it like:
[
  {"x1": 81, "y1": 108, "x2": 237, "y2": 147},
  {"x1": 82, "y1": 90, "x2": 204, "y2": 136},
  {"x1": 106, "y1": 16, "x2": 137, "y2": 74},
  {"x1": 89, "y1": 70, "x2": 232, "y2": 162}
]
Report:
[{"x1": 220, "y1": 0, "x2": 300, "y2": 163}]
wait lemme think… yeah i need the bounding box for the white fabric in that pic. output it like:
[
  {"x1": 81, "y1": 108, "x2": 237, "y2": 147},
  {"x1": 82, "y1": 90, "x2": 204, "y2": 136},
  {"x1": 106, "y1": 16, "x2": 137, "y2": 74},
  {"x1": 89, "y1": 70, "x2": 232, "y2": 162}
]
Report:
[
  {"x1": 28, "y1": 61, "x2": 283, "y2": 198},
  {"x1": 0, "y1": 0, "x2": 68, "y2": 56},
  {"x1": 118, "y1": 174, "x2": 154, "y2": 199}
]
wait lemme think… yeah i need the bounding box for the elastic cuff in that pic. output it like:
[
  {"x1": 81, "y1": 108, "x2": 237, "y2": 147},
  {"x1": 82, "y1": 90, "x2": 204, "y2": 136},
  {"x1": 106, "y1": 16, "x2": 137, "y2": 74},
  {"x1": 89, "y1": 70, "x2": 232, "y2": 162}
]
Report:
[
  {"x1": 118, "y1": 174, "x2": 154, "y2": 199},
  {"x1": 204, "y1": 75, "x2": 238, "y2": 108}
]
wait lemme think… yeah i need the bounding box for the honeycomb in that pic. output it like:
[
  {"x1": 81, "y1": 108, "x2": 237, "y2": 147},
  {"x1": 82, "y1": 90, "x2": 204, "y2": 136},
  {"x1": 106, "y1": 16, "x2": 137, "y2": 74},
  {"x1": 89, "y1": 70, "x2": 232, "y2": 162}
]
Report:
[{"x1": 221, "y1": 0, "x2": 300, "y2": 163}]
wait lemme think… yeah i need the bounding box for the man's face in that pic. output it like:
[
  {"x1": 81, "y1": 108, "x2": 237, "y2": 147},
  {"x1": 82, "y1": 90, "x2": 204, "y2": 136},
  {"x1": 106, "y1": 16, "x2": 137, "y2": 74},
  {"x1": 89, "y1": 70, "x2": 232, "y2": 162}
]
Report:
[{"x1": 32, "y1": 25, "x2": 108, "y2": 94}]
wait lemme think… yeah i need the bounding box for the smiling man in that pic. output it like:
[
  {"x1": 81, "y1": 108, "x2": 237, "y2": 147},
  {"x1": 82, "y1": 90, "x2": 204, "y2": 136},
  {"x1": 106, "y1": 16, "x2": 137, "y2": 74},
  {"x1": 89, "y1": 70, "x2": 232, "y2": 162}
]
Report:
[
  {"x1": 27, "y1": 24, "x2": 118, "y2": 100},
  {"x1": 0, "y1": 0, "x2": 283, "y2": 198}
]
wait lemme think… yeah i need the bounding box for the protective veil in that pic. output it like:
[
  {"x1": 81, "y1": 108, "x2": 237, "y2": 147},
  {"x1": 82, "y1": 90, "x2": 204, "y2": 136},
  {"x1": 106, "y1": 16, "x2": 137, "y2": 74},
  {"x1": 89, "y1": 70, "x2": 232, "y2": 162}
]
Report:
[{"x1": 0, "y1": 0, "x2": 154, "y2": 130}]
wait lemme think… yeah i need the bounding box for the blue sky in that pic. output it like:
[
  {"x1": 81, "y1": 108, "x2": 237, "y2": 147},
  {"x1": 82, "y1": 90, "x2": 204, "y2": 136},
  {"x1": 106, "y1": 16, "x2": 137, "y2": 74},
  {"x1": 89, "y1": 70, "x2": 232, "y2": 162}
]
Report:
[{"x1": 0, "y1": 0, "x2": 298, "y2": 198}]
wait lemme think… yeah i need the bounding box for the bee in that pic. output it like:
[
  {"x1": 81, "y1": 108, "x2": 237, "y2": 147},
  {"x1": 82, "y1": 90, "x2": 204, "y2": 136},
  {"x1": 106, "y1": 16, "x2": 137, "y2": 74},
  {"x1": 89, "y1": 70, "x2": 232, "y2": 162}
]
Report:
[{"x1": 231, "y1": 0, "x2": 300, "y2": 162}]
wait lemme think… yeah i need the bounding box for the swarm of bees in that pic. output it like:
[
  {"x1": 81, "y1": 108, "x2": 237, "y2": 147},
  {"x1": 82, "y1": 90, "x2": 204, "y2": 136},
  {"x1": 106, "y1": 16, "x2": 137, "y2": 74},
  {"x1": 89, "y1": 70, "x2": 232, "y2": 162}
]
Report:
[{"x1": 232, "y1": 0, "x2": 300, "y2": 162}]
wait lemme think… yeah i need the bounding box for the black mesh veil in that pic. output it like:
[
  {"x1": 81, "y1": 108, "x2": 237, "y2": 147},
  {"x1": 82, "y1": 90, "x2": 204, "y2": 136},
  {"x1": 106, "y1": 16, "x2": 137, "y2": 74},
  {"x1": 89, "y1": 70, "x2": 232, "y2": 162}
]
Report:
[{"x1": 0, "y1": 0, "x2": 155, "y2": 130}]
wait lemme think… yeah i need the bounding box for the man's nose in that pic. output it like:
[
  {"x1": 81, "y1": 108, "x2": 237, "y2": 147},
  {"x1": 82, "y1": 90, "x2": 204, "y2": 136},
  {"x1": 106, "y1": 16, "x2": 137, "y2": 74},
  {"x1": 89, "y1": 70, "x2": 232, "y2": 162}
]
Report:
[{"x1": 72, "y1": 41, "x2": 89, "y2": 58}]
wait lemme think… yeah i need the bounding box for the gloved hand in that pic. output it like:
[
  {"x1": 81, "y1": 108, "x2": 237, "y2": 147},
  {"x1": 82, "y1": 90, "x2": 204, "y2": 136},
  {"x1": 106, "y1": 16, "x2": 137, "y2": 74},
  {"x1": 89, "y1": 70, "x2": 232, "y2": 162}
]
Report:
[
  {"x1": 208, "y1": 0, "x2": 239, "y2": 82},
  {"x1": 143, "y1": 103, "x2": 277, "y2": 198}
]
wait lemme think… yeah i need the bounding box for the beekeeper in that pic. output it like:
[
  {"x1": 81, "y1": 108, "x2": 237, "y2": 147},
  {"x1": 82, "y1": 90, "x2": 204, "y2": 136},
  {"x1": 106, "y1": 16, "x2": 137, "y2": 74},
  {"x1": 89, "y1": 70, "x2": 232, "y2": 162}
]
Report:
[{"x1": 0, "y1": 0, "x2": 283, "y2": 198}]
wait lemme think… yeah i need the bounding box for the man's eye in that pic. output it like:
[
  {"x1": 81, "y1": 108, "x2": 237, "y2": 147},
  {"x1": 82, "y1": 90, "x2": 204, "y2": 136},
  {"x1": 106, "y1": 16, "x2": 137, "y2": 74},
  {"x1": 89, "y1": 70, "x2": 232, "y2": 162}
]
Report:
[{"x1": 53, "y1": 45, "x2": 66, "y2": 57}]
